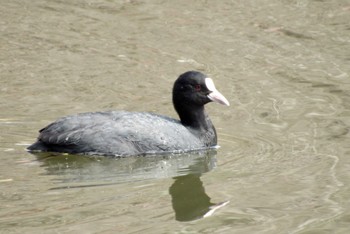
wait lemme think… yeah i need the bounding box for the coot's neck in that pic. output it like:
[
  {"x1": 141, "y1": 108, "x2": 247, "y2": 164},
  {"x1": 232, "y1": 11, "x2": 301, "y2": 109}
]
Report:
[
  {"x1": 174, "y1": 103, "x2": 218, "y2": 146},
  {"x1": 175, "y1": 105, "x2": 211, "y2": 130}
]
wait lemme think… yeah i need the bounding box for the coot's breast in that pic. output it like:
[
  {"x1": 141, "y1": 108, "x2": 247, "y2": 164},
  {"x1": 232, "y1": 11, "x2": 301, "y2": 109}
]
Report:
[{"x1": 35, "y1": 111, "x2": 206, "y2": 156}]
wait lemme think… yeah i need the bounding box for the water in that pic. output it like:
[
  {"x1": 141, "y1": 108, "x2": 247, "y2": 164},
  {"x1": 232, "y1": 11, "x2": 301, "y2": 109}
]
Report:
[{"x1": 1, "y1": 0, "x2": 350, "y2": 233}]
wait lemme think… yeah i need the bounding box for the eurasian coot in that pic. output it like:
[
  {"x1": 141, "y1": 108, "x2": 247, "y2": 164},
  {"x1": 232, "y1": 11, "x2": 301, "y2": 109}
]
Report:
[{"x1": 27, "y1": 71, "x2": 230, "y2": 156}]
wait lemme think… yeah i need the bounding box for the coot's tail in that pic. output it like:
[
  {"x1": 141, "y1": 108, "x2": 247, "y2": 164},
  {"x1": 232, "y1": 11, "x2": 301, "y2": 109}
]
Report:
[{"x1": 27, "y1": 141, "x2": 48, "y2": 152}]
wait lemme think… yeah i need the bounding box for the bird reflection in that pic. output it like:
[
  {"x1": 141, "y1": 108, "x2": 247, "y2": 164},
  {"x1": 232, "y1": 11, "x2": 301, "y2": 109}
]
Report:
[
  {"x1": 31, "y1": 149, "x2": 218, "y2": 185},
  {"x1": 170, "y1": 173, "x2": 212, "y2": 221},
  {"x1": 169, "y1": 173, "x2": 229, "y2": 222},
  {"x1": 31, "y1": 150, "x2": 229, "y2": 218}
]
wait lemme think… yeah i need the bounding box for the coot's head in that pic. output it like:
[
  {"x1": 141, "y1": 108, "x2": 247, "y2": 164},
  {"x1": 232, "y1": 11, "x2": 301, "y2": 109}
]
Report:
[
  {"x1": 172, "y1": 71, "x2": 229, "y2": 127},
  {"x1": 172, "y1": 71, "x2": 230, "y2": 108}
]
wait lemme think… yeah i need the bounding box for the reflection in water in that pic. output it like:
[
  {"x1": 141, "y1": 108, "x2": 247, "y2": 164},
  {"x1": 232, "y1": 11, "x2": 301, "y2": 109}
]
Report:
[
  {"x1": 170, "y1": 174, "x2": 229, "y2": 222},
  {"x1": 32, "y1": 150, "x2": 228, "y2": 221},
  {"x1": 32, "y1": 150, "x2": 217, "y2": 187}
]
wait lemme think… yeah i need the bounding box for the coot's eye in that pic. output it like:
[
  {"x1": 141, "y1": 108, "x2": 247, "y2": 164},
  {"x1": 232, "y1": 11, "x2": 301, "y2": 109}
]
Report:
[{"x1": 195, "y1": 84, "x2": 201, "y2": 91}]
